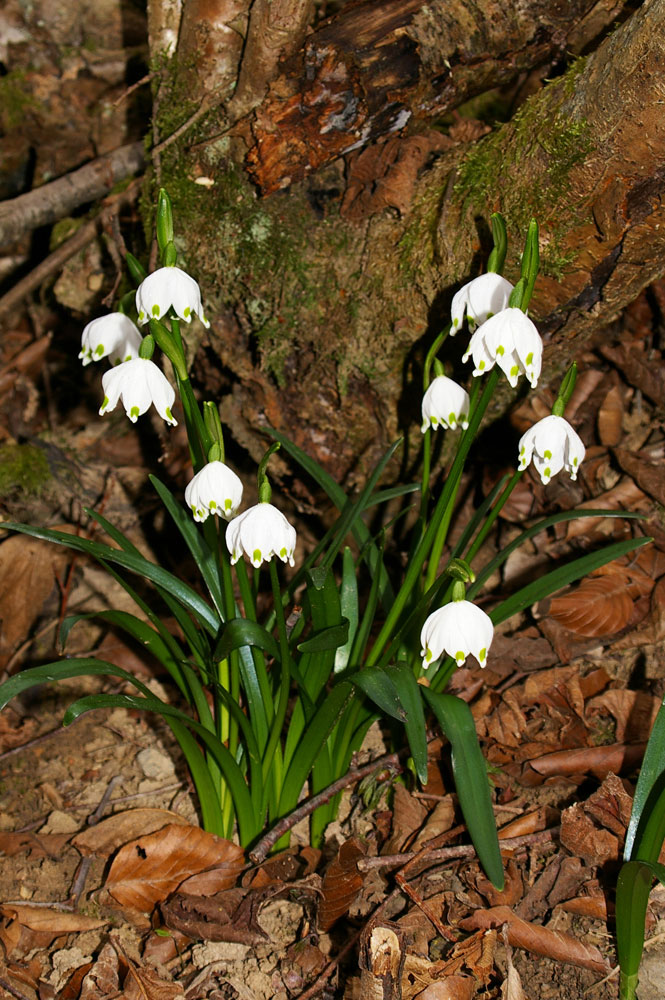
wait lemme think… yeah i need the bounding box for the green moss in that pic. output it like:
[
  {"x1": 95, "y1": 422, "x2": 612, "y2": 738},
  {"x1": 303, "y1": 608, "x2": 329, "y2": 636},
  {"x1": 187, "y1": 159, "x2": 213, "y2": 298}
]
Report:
[
  {"x1": 0, "y1": 71, "x2": 38, "y2": 131},
  {"x1": 453, "y1": 65, "x2": 594, "y2": 277},
  {"x1": 0, "y1": 444, "x2": 52, "y2": 498}
]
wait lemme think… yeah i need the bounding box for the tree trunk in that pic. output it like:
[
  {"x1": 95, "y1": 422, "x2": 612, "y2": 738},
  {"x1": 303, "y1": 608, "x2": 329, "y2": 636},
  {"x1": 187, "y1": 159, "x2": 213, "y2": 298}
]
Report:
[{"x1": 152, "y1": 0, "x2": 665, "y2": 482}]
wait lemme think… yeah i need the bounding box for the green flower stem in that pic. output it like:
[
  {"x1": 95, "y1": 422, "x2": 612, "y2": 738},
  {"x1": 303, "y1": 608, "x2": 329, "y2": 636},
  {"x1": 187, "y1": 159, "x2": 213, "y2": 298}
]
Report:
[
  {"x1": 366, "y1": 369, "x2": 498, "y2": 666},
  {"x1": 425, "y1": 368, "x2": 499, "y2": 590},
  {"x1": 234, "y1": 557, "x2": 274, "y2": 728},
  {"x1": 176, "y1": 373, "x2": 209, "y2": 472},
  {"x1": 464, "y1": 469, "x2": 524, "y2": 564},
  {"x1": 261, "y1": 559, "x2": 292, "y2": 813},
  {"x1": 420, "y1": 326, "x2": 450, "y2": 514}
]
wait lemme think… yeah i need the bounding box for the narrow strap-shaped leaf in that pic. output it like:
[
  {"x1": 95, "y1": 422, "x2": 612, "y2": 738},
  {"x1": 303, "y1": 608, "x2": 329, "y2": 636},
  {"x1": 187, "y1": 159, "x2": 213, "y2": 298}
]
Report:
[
  {"x1": 278, "y1": 682, "x2": 354, "y2": 818},
  {"x1": 149, "y1": 475, "x2": 226, "y2": 620},
  {"x1": 267, "y1": 428, "x2": 394, "y2": 605},
  {"x1": 385, "y1": 663, "x2": 428, "y2": 784},
  {"x1": 334, "y1": 546, "x2": 359, "y2": 673},
  {"x1": 164, "y1": 717, "x2": 226, "y2": 836},
  {"x1": 616, "y1": 860, "x2": 658, "y2": 1000},
  {"x1": 481, "y1": 535, "x2": 652, "y2": 625},
  {"x1": 2, "y1": 521, "x2": 220, "y2": 636},
  {"x1": 351, "y1": 667, "x2": 405, "y2": 721},
  {"x1": 63, "y1": 692, "x2": 258, "y2": 845},
  {"x1": 297, "y1": 620, "x2": 349, "y2": 653},
  {"x1": 423, "y1": 689, "x2": 503, "y2": 889},
  {"x1": 626, "y1": 698, "x2": 665, "y2": 861},
  {"x1": 0, "y1": 657, "x2": 155, "y2": 710},
  {"x1": 60, "y1": 610, "x2": 192, "y2": 700},
  {"x1": 470, "y1": 510, "x2": 647, "y2": 598},
  {"x1": 214, "y1": 617, "x2": 280, "y2": 662}
]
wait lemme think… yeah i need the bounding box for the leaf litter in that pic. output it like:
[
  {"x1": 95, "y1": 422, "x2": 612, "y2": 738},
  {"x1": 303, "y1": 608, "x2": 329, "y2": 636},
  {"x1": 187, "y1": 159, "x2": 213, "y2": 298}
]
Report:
[{"x1": 2, "y1": 269, "x2": 665, "y2": 998}]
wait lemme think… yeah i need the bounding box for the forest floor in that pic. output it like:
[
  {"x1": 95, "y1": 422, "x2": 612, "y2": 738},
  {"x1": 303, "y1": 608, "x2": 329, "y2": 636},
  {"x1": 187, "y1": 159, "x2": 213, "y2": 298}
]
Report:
[{"x1": 0, "y1": 270, "x2": 664, "y2": 1000}]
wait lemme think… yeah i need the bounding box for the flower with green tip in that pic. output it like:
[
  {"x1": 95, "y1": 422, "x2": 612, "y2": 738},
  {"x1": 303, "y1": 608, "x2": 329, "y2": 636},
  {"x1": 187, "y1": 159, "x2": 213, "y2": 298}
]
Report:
[
  {"x1": 185, "y1": 461, "x2": 243, "y2": 523},
  {"x1": 450, "y1": 273, "x2": 514, "y2": 334},
  {"x1": 462, "y1": 307, "x2": 542, "y2": 388},
  {"x1": 421, "y1": 600, "x2": 493, "y2": 669},
  {"x1": 421, "y1": 376, "x2": 470, "y2": 432},
  {"x1": 518, "y1": 414, "x2": 585, "y2": 485},
  {"x1": 99, "y1": 358, "x2": 177, "y2": 425},
  {"x1": 136, "y1": 266, "x2": 210, "y2": 327},
  {"x1": 226, "y1": 502, "x2": 296, "y2": 569},
  {"x1": 79, "y1": 313, "x2": 142, "y2": 367}
]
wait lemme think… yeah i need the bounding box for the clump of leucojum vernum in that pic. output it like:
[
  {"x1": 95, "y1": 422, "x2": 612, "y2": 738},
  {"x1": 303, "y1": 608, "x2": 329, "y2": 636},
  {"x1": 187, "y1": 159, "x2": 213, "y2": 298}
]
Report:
[{"x1": 0, "y1": 196, "x2": 648, "y2": 892}]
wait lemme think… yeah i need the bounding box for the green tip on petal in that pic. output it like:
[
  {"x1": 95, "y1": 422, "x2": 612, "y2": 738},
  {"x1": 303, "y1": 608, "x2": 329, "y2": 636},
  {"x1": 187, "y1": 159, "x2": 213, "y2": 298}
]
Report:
[
  {"x1": 130, "y1": 405, "x2": 140, "y2": 418},
  {"x1": 543, "y1": 467, "x2": 551, "y2": 480},
  {"x1": 478, "y1": 647, "x2": 487, "y2": 663},
  {"x1": 101, "y1": 395, "x2": 109, "y2": 410},
  {"x1": 544, "y1": 449, "x2": 552, "y2": 459},
  {"x1": 94, "y1": 344, "x2": 104, "y2": 356},
  {"x1": 479, "y1": 361, "x2": 486, "y2": 371},
  {"x1": 209, "y1": 500, "x2": 217, "y2": 509},
  {"x1": 224, "y1": 498, "x2": 232, "y2": 510},
  {"x1": 448, "y1": 412, "x2": 456, "y2": 424},
  {"x1": 279, "y1": 546, "x2": 287, "y2": 558},
  {"x1": 455, "y1": 650, "x2": 465, "y2": 665},
  {"x1": 526, "y1": 351, "x2": 534, "y2": 365},
  {"x1": 253, "y1": 548, "x2": 262, "y2": 564},
  {"x1": 496, "y1": 344, "x2": 504, "y2": 356},
  {"x1": 165, "y1": 407, "x2": 174, "y2": 422},
  {"x1": 425, "y1": 648, "x2": 432, "y2": 663},
  {"x1": 510, "y1": 365, "x2": 519, "y2": 377},
  {"x1": 138, "y1": 310, "x2": 145, "y2": 321},
  {"x1": 183, "y1": 307, "x2": 191, "y2": 317},
  {"x1": 151, "y1": 304, "x2": 160, "y2": 316}
]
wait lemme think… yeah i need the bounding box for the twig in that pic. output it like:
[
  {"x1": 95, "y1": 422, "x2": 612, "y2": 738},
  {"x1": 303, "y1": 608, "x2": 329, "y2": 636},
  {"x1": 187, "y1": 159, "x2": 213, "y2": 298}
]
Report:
[
  {"x1": 0, "y1": 975, "x2": 33, "y2": 1000},
  {"x1": 0, "y1": 181, "x2": 141, "y2": 320},
  {"x1": 152, "y1": 99, "x2": 215, "y2": 156},
  {"x1": 0, "y1": 716, "x2": 84, "y2": 762},
  {"x1": 0, "y1": 143, "x2": 145, "y2": 246},
  {"x1": 112, "y1": 72, "x2": 153, "y2": 107},
  {"x1": 249, "y1": 749, "x2": 406, "y2": 864},
  {"x1": 357, "y1": 827, "x2": 559, "y2": 872}
]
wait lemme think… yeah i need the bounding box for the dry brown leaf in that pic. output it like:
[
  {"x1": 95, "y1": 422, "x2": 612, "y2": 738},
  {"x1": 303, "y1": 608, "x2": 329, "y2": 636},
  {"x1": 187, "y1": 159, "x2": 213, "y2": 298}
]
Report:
[
  {"x1": 0, "y1": 707, "x2": 36, "y2": 752},
  {"x1": 0, "y1": 534, "x2": 68, "y2": 668},
  {"x1": 77, "y1": 941, "x2": 119, "y2": 999},
  {"x1": 104, "y1": 823, "x2": 245, "y2": 912},
  {"x1": 460, "y1": 905, "x2": 609, "y2": 973},
  {"x1": 318, "y1": 838, "x2": 366, "y2": 932},
  {"x1": 500, "y1": 964, "x2": 527, "y2": 1000},
  {"x1": 414, "y1": 978, "x2": 475, "y2": 1000},
  {"x1": 178, "y1": 863, "x2": 244, "y2": 896},
  {"x1": 558, "y1": 895, "x2": 609, "y2": 920},
  {"x1": 585, "y1": 772, "x2": 633, "y2": 836},
  {"x1": 497, "y1": 807, "x2": 553, "y2": 840},
  {"x1": 386, "y1": 783, "x2": 428, "y2": 853},
  {"x1": 72, "y1": 808, "x2": 190, "y2": 858},
  {"x1": 0, "y1": 905, "x2": 107, "y2": 933},
  {"x1": 162, "y1": 887, "x2": 264, "y2": 944},
  {"x1": 560, "y1": 802, "x2": 618, "y2": 866},
  {"x1": 562, "y1": 478, "x2": 649, "y2": 540},
  {"x1": 412, "y1": 798, "x2": 456, "y2": 850},
  {"x1": 123, "y1": 961, "x2": 185, "y2": 999},
  {"x1": 597, "y1": 384, "x2": 624, "y2": 446},
  {"x1": 599, "y1": 342, "x2": 665, "y2": 403},
  {"x1": 0, "y1": 831, "x2": 71, "y2": 858},
  {"x1": 527, "y1": 743, "x2": 645, "y2": 781},
  {"x1": 587, "y1": 688, "x2": 660, "y2": 742},
  {"x1": 547, "y1": 574, "x2": 635, "y2": 636}
]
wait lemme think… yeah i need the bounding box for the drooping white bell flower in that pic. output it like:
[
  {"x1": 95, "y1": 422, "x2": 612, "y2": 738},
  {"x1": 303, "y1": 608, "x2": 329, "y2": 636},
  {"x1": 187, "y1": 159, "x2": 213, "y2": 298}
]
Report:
[
  {"x1": 136, "y1": 266, "x2": 210, "y2": 327},
  {"x1": 226, "y1": 502, "x2": 296, "y2": 568},
  {"x1": 450, "y1": 273, "x2": 514, "y2": 334},
  {"x1": 421, "y1": 600, "x2": 493, "y2": 669},
  {"x1": 79, "y1": 313, "x2": 143, "y2": 367},
  {"x1": 421, "y1": 376, "x2": 470, "y2": 432},
  {"x1": 99, "y1": 357, "x2": 177, "y2": 425},
  {"x1": 462, "y1": 307, "x2": 542, "y2": 388},
  {"x1": 185, "y1": 461, "x2": 243, "y2": 522},
  {"x1": 518, "y1": 414, "x2": 585, "y2": 485}
]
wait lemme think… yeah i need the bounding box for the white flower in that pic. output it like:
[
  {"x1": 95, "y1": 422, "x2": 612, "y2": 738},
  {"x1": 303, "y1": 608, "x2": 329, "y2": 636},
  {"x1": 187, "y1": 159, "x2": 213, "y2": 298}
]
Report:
[
  {"x1": 185, "y1": 461, "x2": 243, "y2": 522},
  {"x1": 518, "y1": 414, "x2": 585, "y2": 485},
  {"x1": 79, "y1": 313, "x2": 143, "y2": 367},
  {"x1": 421, "y1": 376, "x2": 470, "y2": 432},
  {"x1": 421, "y1": 600, "x2": 493, "y2": 669},
  {"x1": 99, "y1": 358, "x2": 177, "y2": 425},
  {"x1": 451, "y1": 273, "x2": 514, "y2": 334},
  {"x1": 136, "y1": 266, "x2": 210, "y2": 327},
  {"x1": 462, "y1": 307, "x2": 542, "y2": 388},
  {"x1": 226, "y1": 503, "x2": 296, "y2": 568}
]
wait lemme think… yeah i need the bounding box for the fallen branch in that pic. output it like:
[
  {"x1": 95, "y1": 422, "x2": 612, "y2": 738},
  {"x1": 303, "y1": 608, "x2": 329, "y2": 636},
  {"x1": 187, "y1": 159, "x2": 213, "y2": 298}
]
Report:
[
  {"x1": 0, "y1": 181, "x2": 141, "y2": 320},
  {"x1": 0, "y1": 142, "x2": 145, "y2": 247}
]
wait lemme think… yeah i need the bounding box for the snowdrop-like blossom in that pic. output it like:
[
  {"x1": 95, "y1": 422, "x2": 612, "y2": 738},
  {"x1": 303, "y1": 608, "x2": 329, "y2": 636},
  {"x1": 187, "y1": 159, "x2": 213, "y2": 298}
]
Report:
[
  {"x1": 518, "y1": 414, "x2": 585, "y2": 485},
  {"x1": 462, "y1": 307, "x2": 542, "y2": 388},
  {"x1": 136, "y1": 266, "x2": 210, "y2": 327},
  {"x1": 421, "y1": 600, "x2": 493, "y2": 669},
  {"x1": 99, "y1": 358, "x2": 176, "y2": 425},
  {"x1": 226, "y1": 503, "x2": 296, "y2": 568},
  {"x1": 421, "y1": 376, "x2": 470, "y2": 432},
  {"x1": 450, "y1": 273, "x2": 514, "y2": 334},
  {"x1": 79, "y1": 313, "x2": 142, "y2": 367},
  {"x1": 185, "y1": 461, "x2": 243, "y2": 522}
]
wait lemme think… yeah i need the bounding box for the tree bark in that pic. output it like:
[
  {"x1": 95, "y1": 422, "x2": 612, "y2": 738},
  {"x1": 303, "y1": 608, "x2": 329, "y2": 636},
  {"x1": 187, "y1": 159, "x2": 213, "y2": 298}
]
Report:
[{"x1": 153, "y1": 0, "x2": 665, "y2": 482}]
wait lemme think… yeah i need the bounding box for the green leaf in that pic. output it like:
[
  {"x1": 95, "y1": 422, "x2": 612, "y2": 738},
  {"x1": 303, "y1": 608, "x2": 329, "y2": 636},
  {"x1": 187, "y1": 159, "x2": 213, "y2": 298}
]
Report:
[
  {"x1": 626, "y1": 698, "x2": 665, "y2": 861},
  {"x1": 385, "y1": 663, "x2": 428, "y2": 785},
  {"x1": 297, "y1": 620, "x2": 349, "y2": 653},
  {"x1": 3, "y1": 521, "x2": 220, "y2": 637},
  {"x1": 149, "y1": 475, "x2": 226, "y2": 620},
  {"x1": 334, "y1": 546, "x2": 359, "y2": 673},
  {"x1": 482, "y1": 535, "x2": 652, "y2": 625},
  {"x1": 615, "y1": 859, "x2": 665, "y2": 1000},
  {"x1": 423, "y1": 690, "x2": 503, "y2": 889},
  {"x1": 214, "y1": 618, "x2": 280, "y2": 662},
  {"x1": 352, "y1": 667, "x2": 405, "y2": 722},
  {"x1": 0, "y1": 658, "x2": 152, "y2": 711}
]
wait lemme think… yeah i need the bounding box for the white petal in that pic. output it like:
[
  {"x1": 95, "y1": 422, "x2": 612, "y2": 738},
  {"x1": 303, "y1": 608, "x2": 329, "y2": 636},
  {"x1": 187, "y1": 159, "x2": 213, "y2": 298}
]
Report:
[
  {"x1": 421, "y1": 376, "x2": 470, "y2": 431},
  {"x1": 450, "y1": 274, "x2": 513, "y2": 333},
  {"x1": 225, "y1": 503, "x2": 296, "y2": 567}
]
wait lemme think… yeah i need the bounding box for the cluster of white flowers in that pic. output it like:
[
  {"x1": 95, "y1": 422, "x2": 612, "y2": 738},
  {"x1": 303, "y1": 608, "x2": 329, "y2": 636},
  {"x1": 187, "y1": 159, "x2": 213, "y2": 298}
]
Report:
[
  {"x1": 420, "y1": 267, "x2": 587, "y2": 671},
  {"x1": 81, "y1": 262, "x2": 297, "y2": 569}
]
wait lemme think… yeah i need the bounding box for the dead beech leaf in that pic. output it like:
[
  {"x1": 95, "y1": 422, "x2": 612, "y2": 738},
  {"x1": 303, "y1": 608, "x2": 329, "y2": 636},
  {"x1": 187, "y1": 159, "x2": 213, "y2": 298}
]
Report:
[
  {"x1": 178, "y1": 863, "x2": 244, "y2": 896},
  {"x1": 104, "y1": 823, "x2": 245, "y2": 912},
  {"x1": 414, "y1": 978, "x2": 475, "y2": 1000},
  {"x1": 318, "y1": 838, "x2": 366, "y2": 932},
  {"x1": 76, "y1": 940, "x2": 119, "y2": 999},
  {"x1": 528, "y1": 743, "x2": 645, "y2": 781},
  {"x1": 587, "y1": 688, "x2": 660, "y2": 742},
  {"x1": 0, "y1": 831, "x2": 71, "y2": 858},
  {"x1": 0, "y1": 904, "x2": 107, "y2": 933},
  {"x1": 597, "y1": 384, "x2": 624, "y2": 446},
  {"x1": 123, "y1": 961, "x2": 185, "y2": 999},
  {"x1": 558, "y1": 895, "x2": 609, "y2": 920},
  {"x1": 0, "y1": 534, "x2": 68, "y2": 668},
  {"x1": 614, "y1": 447, "x2": 665, "y2": 505},
  {"x1": 500, "y1": 964, "x2": 527, "y2": 1000},
  {"x1": 72, "y1": 808, "x2": 190, "y2": 858},
  {"x1": 560, "y1": 802, "x2": 618, "y2": 866},
  {"x1": 460, "y1": 905, "x2": 609, "y2": 974},
  {"x1": 547, "y1": 574, "x2": 634, "y2": 636},
  {"x1": 498, "y1": 807, "x2": 552, "y2": 841}
]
